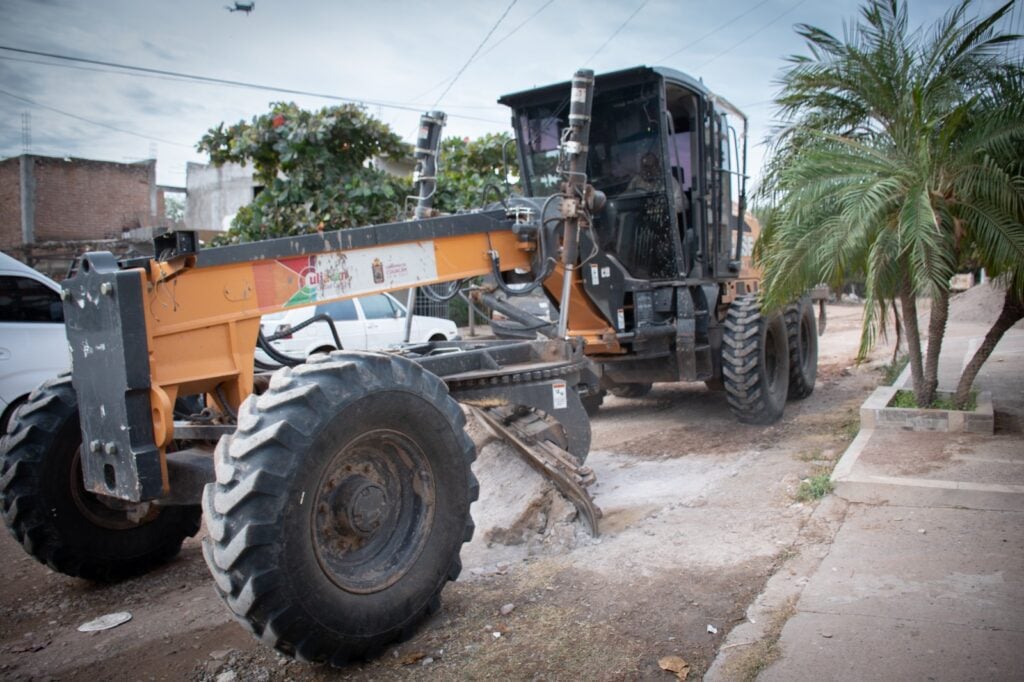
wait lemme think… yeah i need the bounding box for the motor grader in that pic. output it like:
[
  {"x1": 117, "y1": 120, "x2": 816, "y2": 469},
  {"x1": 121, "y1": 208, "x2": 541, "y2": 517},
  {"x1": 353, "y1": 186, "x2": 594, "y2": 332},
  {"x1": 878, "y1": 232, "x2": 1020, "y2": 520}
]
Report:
[{"x1": 0, "y1": 66, "x2": 818, "y2": 665}]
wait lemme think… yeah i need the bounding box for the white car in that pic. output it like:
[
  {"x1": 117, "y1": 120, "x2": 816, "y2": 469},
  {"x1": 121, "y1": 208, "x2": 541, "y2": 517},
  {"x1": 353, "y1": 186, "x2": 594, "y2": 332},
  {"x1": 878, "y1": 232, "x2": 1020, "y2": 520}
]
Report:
[
  {"x1": 0, "y1": 252, "x2": 70, "y2": 433},
  {"x1": 257, "y1": 292, "x2": 458, "y2": 363}
]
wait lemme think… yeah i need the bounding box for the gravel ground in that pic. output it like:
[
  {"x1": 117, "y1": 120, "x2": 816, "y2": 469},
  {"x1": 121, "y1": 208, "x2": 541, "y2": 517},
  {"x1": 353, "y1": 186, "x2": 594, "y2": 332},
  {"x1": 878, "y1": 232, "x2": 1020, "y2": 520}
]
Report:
[{"x1": 0, "y1": 304, "x2": 900, "y2": 681}]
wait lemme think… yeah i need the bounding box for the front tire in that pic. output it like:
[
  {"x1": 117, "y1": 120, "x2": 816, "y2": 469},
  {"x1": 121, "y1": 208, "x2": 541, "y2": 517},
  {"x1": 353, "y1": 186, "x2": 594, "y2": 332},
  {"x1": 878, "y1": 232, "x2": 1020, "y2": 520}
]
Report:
[
  {"x1": 722, "y1": 296, "x2": 790, "y2": 425},
  {"x1": 202, "y1": 352, "x2": 478, "y2": 665},
  {"x1": 0, "y1": 375, "x2": 201, "y2": 581}
]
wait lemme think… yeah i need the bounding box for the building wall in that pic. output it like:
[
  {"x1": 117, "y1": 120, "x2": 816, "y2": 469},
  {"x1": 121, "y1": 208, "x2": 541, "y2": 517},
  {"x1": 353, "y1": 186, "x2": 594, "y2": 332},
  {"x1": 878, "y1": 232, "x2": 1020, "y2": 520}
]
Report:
[
  {"x1": 185, "y1": 161, "x2": 255, "y2": 232},
  {"x1": 0, "y1": 158, "x2": 21, "y2": 252},
  {"x1": 0, "y1": 154, "x2": 159, "y2": 253},
  {"x1": 31, "y1": 156, "x2": 156, "y2": 242}
]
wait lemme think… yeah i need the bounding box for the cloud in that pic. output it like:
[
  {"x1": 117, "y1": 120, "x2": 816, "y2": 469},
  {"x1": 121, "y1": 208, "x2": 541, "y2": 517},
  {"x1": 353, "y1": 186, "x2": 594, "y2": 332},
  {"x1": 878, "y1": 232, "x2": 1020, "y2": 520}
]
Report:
[
  {"x1": 0, "y1": 60, "x2": 38, "y2": 94},
  {"x1": 139, "y1": 39, "x2": 176, "y2": 62}
]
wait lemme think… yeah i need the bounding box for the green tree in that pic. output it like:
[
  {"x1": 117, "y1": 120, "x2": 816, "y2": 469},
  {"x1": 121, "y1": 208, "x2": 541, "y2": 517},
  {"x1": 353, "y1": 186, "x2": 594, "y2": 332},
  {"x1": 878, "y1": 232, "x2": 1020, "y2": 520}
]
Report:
[
  {"x1": 164, "y1": 195, "x2": 185, "y2": 223},
  {"x1": 432, "y1": 132, "x2": 519, "y2": 214},
  {"x1": 756, "y1": 0, "x2": 1023, "y2": 407},
  {"x1": 952, "y1": 69, "x2": 1024, "y2": 406},
  {"x1": 198, "y1": 102, "x2": 409, "y2": 242},
  {"x1": 198, "y1": 104, "x2": 520, "y2": 242}
]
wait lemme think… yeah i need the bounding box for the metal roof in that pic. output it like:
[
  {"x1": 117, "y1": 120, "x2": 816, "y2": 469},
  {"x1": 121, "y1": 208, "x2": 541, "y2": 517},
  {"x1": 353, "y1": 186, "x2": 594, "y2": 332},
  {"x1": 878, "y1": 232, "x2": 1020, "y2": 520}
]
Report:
[{"x1": 498, "y1": 65, "x2": 709, "y2": 105}]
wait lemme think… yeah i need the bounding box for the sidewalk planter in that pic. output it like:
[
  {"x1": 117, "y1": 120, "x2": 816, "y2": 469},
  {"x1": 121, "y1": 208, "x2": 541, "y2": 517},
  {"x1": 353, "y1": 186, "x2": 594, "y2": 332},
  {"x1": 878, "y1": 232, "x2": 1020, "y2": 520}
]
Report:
[{"x1": 860, "y1": 386, "x2": 994, "y2": 434}]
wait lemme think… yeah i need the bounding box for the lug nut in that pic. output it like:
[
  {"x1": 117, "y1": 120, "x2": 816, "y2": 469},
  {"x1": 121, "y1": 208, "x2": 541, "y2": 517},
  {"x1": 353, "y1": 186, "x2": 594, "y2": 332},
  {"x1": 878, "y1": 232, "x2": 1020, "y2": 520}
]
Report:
[
  {"x1": 100, "y1": 282, "x2": 113, "y2": 295},
  {"x1": 90, "y1": 440, "x2": 102, "y2": 453},
  {"x1": 104, "y1": 442, "x2": 118, "y2": 455},
  {"x1": 60, "y1": 289, "x2": 71, "y2": 301}
]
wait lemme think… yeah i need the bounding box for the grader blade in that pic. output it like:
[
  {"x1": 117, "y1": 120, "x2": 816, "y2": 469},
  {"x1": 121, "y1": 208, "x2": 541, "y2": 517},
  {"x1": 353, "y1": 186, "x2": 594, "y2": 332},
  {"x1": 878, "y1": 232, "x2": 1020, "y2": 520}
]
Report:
[{"x1": 466, "y1": 404, "x2": 601, "y2": 537}]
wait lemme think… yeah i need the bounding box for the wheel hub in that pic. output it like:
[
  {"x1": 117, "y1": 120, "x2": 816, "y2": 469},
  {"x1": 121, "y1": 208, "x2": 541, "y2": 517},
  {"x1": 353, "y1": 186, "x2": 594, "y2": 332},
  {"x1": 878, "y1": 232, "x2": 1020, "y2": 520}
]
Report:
[
  {"x1": 332, "y1": 476, "x2": 387, "y2": 537},
  {"x1": 311, "y1": 431, "x2": 435, "y2": 594}
]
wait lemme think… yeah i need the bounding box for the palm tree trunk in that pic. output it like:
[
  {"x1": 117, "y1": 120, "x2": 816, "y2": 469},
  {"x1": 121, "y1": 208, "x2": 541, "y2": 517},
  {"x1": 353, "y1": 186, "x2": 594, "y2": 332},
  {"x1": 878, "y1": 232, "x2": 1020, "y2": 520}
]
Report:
[
  {"x1": 899, "y1": 277, "x2": 926, "y2": 401},
  {"x1": 954, "y1": 285, "x2": 1024, "y2": 408},
  {"x1": 922, "y1": 288, "x2": 949, "y2": 406}
]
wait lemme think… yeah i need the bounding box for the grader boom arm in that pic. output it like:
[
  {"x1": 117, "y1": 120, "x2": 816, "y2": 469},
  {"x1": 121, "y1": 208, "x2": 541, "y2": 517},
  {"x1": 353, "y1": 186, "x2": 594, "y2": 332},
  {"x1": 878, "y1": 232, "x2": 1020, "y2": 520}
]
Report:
[{"x1": 61, "y1": 209, "x2": 584, "y2": 502}]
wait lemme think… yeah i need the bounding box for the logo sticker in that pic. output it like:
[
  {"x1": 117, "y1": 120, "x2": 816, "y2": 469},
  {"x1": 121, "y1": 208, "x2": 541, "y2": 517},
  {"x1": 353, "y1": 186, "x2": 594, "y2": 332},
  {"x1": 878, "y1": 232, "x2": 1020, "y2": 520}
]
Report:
[{"x1": 276, "y1": 241, "x2": 439, "y2": 307}]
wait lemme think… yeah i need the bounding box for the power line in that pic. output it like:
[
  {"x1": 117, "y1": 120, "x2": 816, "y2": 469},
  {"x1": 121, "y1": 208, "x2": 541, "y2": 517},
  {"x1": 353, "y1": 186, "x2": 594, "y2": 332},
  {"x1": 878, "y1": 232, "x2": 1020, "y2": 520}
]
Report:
[
  {"x1": 0, "y1": 45, "x2": 506, "y2": 124},
  {"x1": 585, "y1": 0, "x2": 651, "y2": 65},
  {"x1": 0, "y1": 54, "x2": 200, "y2": 87},
  {"x1": 476, "y1": 0, "x2": 557, "y2": 62},
  {"x1": 0, "y1": 86, "x2": 192, "y2": 147},
  {"x1": 408, "y1": 0, "x2": 556, "y2": 104},
  {"x1": 693, "y1": 0, "x2": 810, "y2": 70},
  {"x1": 657, "y1": 0, "x2": 774, "y2": 63},
  {"x1": 431, "y1": 0, "x2": 518, "y2": 108},
  {"x1": 0, "y1": 54, "x2": 506, "y2": 112}
]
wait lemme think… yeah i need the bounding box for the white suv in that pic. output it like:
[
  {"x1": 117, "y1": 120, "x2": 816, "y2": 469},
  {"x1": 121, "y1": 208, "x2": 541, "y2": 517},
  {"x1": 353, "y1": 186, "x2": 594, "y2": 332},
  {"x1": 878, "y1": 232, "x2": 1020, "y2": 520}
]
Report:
[
  {"x1": 258, "y1": 292, "x2": 458, "y2": 362},
  {"x1": 0, "y1": 252, "x2": 70, "y2": 433}
]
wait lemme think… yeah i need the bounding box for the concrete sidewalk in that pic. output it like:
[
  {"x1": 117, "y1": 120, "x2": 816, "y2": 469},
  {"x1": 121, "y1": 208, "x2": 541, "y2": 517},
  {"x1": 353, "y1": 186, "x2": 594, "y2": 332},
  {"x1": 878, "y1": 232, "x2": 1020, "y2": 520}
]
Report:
[{"x1": 709, "y1": 319, "x2": 1024, "y2": 681}]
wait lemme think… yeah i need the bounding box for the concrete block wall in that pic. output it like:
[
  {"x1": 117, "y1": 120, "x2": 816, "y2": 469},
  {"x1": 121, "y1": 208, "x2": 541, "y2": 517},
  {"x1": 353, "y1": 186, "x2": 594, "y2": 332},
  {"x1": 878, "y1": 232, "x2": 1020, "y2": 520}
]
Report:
[
  {"x1": 31, "y1": 156, "x2": 156, "y2": 241},
  {"x1": 0, "y1": 155, "x2": 159, "y2": 253}
]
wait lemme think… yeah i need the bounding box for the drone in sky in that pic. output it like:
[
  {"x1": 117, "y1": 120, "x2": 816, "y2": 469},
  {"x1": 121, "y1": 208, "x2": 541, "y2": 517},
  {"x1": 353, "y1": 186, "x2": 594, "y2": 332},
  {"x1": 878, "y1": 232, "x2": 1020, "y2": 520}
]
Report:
[{"x1": 225, "y1": 2, "x2": 254, "y2": 14}]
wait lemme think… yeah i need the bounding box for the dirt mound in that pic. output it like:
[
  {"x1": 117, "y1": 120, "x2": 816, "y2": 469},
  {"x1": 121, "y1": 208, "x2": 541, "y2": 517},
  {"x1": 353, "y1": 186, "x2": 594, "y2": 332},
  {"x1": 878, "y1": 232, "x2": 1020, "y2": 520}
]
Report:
[
  {"x1": 948, "y1": 280, "x2": 1008, "y2": 325},
  {"x1": 459, "y1": 418, "x2": 592, "y2": 573}
]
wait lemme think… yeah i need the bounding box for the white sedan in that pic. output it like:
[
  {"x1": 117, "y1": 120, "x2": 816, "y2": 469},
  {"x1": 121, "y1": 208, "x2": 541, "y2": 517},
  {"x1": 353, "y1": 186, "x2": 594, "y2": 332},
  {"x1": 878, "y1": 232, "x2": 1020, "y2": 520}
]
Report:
[{"x1": 258, "y1": 292, "x2": 458, "y2": 363}]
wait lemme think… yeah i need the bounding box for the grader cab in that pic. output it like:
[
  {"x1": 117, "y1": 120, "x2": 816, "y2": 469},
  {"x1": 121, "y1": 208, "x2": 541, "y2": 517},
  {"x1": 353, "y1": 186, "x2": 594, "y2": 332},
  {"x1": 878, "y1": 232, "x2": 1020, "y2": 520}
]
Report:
[{"x1": 0, "y1": 67, "x2": 818, "y2": 665}]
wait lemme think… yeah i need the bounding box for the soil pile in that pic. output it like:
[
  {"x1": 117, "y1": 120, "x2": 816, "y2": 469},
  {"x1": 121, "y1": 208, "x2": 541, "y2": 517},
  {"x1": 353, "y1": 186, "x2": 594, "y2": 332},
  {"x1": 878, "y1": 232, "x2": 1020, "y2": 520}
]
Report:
[{"x1": 461, "y1": 440, "x2": 589, "y2": 571}]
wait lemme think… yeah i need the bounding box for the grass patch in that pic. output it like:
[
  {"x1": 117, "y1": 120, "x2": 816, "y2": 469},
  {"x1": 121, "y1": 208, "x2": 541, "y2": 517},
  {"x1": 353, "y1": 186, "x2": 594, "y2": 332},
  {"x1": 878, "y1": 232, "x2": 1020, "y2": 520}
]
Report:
[
  {"x1": 880, "y1": 353, "x2": 910, "y2": 386},
  {"x1": 795, "y1": 473, "x2": 834, "y2": 502},
  {"x1": 890, "y1": 389, "x2": 977, "y2": 411}
]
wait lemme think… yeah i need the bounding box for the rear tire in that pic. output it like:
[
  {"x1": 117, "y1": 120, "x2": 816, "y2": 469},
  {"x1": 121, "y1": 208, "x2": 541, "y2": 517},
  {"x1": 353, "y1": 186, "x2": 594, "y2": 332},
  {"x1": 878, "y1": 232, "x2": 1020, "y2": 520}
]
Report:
[
  {"x1": 785, "y1": 297, "x2": 818, "y2": 400},
  {"x1": 722, "y1": 296, "x2": 790, "y2": 425},
  {"x1": 607, "y1": 382, "x2": 652, "y2": 399},
  {"x1": 202, "y1": 353, "x2": 478, "y2": 665},
  {"x1": 0, "y1": 375, "x2": 201, "y2": 581}
]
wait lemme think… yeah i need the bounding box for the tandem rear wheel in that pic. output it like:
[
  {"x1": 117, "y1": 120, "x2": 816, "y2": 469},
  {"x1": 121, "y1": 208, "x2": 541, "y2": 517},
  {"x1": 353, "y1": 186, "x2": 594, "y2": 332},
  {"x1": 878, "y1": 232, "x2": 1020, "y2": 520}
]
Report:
[
  {"x1": 722, "y1": 295, "x2": 790, "y2": 425},
  {"x1": 785, "y1": 296, "x2": 818, "y2": 400}
]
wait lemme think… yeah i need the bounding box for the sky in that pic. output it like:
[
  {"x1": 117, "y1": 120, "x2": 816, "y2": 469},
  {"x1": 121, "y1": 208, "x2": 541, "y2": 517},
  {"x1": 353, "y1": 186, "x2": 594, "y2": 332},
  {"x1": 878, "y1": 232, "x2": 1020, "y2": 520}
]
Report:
[{"x1": 1, "y1": 0, "x2": 1020, "y2": 191}]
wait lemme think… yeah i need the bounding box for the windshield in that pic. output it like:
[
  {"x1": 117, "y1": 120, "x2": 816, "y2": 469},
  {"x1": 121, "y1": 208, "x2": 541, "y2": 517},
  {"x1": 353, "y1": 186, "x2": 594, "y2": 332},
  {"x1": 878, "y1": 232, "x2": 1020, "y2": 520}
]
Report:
[{"x1": 515, "y1": 81, "x2": 664, "y2": 198}]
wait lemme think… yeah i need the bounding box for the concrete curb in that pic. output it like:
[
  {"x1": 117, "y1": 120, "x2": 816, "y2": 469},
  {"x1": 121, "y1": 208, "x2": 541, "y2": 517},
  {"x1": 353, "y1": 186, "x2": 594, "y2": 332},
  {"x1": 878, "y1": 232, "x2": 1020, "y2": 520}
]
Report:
[
  {"x1": 860, "y1": 386, "x2": 993, "y2": 433},
  {"x1": 832, "y1": 338, "x2": 1021, "y2": 510}
]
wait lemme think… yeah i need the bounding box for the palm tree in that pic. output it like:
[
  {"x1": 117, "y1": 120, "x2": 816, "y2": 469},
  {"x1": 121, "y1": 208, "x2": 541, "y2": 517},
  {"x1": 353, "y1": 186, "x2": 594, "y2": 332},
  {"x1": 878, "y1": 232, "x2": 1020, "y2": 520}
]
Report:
[
  {"x1": 756, "y1": 0, "x2": 1022, "y2": 407},
  {"x1": 951, "y1": 69, "x2": 1024, "y2": 407}
]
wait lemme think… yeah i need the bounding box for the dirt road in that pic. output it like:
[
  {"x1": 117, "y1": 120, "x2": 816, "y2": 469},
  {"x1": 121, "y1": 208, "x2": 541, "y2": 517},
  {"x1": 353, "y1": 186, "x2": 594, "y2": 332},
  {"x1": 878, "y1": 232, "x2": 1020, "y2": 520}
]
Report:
[{"x1": 0, "y1": 305, "x2": 889, "y2": 681}]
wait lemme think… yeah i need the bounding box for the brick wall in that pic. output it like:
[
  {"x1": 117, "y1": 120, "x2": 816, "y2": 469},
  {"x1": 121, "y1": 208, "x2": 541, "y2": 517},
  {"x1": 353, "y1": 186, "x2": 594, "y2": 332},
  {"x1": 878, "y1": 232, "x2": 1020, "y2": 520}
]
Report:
[
  {"x1": 0, "y1": 158, "x2": 21, "y2": 253},
  {"x1": 31, "y1": 157, "x2": 156, "y2": 242}
]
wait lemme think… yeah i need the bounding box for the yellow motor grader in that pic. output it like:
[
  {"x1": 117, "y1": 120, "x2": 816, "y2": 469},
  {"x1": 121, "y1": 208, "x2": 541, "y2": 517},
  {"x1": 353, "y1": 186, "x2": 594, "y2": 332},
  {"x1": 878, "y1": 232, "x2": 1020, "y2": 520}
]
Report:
[{"x1": 0, "y1": 67, "x2": 818, "y2": 665}]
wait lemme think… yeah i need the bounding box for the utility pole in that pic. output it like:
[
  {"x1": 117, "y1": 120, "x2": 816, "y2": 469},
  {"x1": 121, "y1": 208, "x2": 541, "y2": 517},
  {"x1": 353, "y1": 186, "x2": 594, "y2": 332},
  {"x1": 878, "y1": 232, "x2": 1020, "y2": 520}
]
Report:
[{"x1": 21, "y1": 112, "x2": 31, "y2": 153}]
